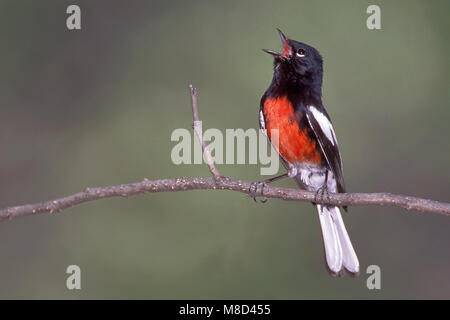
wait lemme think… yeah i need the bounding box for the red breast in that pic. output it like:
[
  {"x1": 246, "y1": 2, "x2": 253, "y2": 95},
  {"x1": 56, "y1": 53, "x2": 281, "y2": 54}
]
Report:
[{"x1": 263, "y1": 96, "x2": 321, "y2": 165}]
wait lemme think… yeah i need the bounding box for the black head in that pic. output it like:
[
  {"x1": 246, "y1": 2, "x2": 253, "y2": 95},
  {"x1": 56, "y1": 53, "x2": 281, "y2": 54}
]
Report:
[{"x1": 263, "y1": 29, "x2": 323, "y2": 90}]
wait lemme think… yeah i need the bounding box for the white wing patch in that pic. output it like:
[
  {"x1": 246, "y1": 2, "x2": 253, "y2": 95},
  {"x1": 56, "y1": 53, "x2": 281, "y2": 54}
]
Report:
[
  {"x1": 259, "y1": 110, "x2": 266, "y2": 130},
  {"x1": 308, "y1": 106, "x2": 337, "y2": 146}
]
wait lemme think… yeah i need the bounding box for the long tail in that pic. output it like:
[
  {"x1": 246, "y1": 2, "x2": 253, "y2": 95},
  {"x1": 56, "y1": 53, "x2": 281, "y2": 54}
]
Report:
[{"x1": 316, "y1": 204, "x2": 359, "y2": 276}]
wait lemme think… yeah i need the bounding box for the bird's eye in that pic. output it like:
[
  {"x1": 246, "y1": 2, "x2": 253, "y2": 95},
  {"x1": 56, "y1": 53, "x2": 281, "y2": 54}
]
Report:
[{"x1": 296, "y1": 49, "x2": 306, "y2": 57}]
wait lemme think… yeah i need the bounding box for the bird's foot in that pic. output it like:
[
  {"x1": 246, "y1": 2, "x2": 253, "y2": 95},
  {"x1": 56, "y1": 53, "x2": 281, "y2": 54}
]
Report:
[
  {"x1": 249, "y1": 181, "x2": 268, "y2": 203},
  {"x1": 315, "y1": 184, "x2": 330, "y2": 204},
  {"x1": 249, "y1": 172, "x2": 291, "y2": 203}
]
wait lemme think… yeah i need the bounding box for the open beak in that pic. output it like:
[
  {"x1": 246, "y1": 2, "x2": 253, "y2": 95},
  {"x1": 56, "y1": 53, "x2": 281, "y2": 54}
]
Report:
[{"x1": 262, "y1": 28, "x2": 291, "y2": 58}]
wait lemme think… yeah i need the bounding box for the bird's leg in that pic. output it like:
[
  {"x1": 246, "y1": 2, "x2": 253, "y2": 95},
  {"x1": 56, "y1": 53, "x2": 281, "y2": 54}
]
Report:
[
  {"x1": 315, "y1": 170, "x2": 330, "y2": 204},
  {"x1": 249, "y1": 173, "x2": 289, "y2": 203},
  {"x1": 261, "y1": 173, "x2": 289, "y2": 184}
]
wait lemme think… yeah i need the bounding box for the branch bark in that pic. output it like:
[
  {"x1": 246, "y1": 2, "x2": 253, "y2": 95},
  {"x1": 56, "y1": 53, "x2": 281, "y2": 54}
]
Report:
[
  {"x1": 0, "y1": 85, "x2": 449, "y2": 222},
  {"x1": 189, "y1": 85, "x2": 221, "y2": 179},
  {"x1": 0, "y1": 177, "x2": 449, "y2": 221}
]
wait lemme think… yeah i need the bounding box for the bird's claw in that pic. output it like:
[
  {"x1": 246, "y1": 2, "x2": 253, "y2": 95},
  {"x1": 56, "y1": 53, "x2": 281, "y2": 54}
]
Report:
[
  {"x1": 315, "y1": 184, "x2": 330, "y2": 204},
  {"x1": 249, "y1": 181, "x2": 268, "y2": 203}
]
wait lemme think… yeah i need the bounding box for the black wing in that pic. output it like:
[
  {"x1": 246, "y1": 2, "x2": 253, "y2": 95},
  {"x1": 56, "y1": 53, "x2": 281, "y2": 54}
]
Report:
[{"x1": 305, "y1": 105, "x2": 346, "y2": 194}]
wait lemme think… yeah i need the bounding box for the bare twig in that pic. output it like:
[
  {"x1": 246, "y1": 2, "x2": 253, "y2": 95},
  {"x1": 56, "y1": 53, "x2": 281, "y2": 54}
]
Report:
[
  {"x1": 1, "y1": 84, "x2": 448, "y2": 223},
  {"x1": 0, "y1": 177, "x2": 449, "y2": 222},
  {"x1": 189, "y1": 85, "x2": 221, "y2": 179}
]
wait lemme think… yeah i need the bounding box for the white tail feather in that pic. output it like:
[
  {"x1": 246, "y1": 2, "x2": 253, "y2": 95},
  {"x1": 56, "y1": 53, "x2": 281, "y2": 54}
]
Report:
[{"x1": 316, "y1": 205, "x2": 359, "y2": 275}]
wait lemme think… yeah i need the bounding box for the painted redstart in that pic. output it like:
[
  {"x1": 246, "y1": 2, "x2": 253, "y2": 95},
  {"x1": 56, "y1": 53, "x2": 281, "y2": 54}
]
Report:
[{"x1": 259, "y1": 29, "x2": 359, "y2": 276}]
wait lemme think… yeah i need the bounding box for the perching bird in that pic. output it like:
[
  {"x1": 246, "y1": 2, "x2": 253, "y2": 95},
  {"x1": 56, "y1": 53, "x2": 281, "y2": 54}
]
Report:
[{"x1": 259, "y1": 29, "x2": 359, "y2": 276}]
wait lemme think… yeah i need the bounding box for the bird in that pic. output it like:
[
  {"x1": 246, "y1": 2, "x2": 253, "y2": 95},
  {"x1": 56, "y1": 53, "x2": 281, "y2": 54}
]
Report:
[{"x1": 258, "y1": 29, "x2": 359, "y2": 276}]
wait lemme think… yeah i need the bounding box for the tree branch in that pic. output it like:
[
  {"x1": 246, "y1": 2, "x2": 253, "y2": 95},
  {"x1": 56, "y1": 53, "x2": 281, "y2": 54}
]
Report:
[
  {"x1": 0, "y1": 85, "x2": 449, "y2": 222},
  {"x1": 0, "y1": 177, "x2": 449, "y2": 221},
  {"x1": 189, "y1": 85, "x2": 221, "y2": 179}
]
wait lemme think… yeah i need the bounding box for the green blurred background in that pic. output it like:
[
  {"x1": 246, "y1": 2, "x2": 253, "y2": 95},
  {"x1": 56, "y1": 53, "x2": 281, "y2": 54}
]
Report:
[{"x1": 0, "y1": 0, "x2": 448, "y2": 299}]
